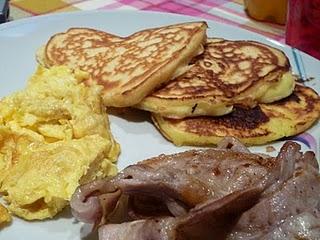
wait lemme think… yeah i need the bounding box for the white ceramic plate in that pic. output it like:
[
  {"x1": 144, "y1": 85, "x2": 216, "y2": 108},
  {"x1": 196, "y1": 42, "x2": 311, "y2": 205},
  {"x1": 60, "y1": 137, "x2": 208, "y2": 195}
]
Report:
[{"x1": 0, "y1": 10, "x2": 319, "y2": 240}]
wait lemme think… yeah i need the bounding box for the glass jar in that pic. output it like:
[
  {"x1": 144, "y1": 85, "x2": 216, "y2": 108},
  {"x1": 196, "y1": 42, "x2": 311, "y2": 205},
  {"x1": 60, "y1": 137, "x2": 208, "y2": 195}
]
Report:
[{"x1": 244, "y1": 0, "x2": 288, "y2": 25}]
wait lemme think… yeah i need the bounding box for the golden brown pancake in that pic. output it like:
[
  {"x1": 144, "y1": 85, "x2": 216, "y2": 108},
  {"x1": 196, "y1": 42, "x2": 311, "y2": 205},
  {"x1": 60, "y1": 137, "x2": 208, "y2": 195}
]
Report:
[
  {"x1": 36, "y1": 28, "x2": 122, "y2": 67},
  {"x1": 137, "y1": 38, "x2": 295, "y2": 118},
  {"x1": 38, "y1": 22, "x2": 207, "y2": 107},
  {"x1": 152, "y1": 84, "x2": 320, "y2": 146}
]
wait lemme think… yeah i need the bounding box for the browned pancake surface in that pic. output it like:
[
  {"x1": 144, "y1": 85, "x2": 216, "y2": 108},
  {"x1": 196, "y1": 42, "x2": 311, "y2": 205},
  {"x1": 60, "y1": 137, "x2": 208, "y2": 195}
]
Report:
[
  {"x1": 183, "y1": 106, "x2": 270, "y2": 136},
  {"x1": 46, "y1": 28, "x2": 123, "y2": 66},
  {"x1": 44, "y1": 22, "x2": 207, "y2": 107},
  {"x1": 152, "y1": 38, "x2": 289, "y2": 100},
  {"x1": 152, "y1": 84, "x2": 320, "y2": 145}
]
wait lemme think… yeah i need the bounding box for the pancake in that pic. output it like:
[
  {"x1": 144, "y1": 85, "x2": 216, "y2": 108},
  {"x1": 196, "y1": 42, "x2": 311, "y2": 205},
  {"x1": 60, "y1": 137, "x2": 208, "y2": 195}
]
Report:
[
  {"x1": 38, "y1": 22, "x2": 207, "y2": 107},
  {"x1": 152, "y1": 84, "x2": 320, "y2": 146},
  {"x1": 36, "y1": 28, "x2": 122, "y2": 68},
  {"x1": 137, "y1": 38, "x2": 295, "y2": 118}
]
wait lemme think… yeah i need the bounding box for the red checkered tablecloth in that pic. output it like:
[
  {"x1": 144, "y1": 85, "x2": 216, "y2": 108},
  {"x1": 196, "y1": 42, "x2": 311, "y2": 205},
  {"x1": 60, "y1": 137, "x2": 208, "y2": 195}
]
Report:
[{"x1": 10, "y1": 0, "x2": 285, "y2": 42}]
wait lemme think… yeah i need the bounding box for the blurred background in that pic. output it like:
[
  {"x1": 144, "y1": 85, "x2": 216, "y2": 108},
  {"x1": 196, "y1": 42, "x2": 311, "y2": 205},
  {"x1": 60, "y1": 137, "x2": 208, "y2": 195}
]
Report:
[{"x1": 2, "y1": 0, "x2": 319, "y2": 59}]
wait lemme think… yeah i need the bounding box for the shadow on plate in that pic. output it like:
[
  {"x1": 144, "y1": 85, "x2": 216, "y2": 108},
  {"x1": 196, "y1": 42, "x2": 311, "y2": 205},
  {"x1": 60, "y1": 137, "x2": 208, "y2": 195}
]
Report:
[
  {"x1": 81, "y1": 223, "x2": 98, "y2": 240},
  {"x1": 53, "y1": 206, "x2": 73, "y2": 220},
  {"x1": 107, "y1": 107, "x2": 151, "y2": 123}
]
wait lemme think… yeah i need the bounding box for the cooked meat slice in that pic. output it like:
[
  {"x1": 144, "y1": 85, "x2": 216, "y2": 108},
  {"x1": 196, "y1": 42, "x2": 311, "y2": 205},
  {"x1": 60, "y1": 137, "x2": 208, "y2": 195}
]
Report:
[
  {"x1": 228, "y1": 142, "x2": 320, "y2": 239},
  {"x1": 71, "y1": 138, "x2": 320, "y2": 240},
  {"x1": 98, "y1": 220, "x2": 166, "y2": 240},
  {"x1": 70, "y1": 180, "x2": 106, "y2": 224},
  {"x1": 257, "y1": 212, "x2": 320, "y2": 240},
  {"x1": 71, "y1": 139, "x2": 275, "y2": 225},
  {"x1": 173, "y1": 187, "x2": 262, "y2": 240},
  {"x1": 216, "y1": 136, "x2": 250, "y2": 153},
  {"x1": 70, "y1": 180, "x2": 120, "y2": 224},
  {"x1": 98, "y1": 187, "x2": 262, "y2": 240}
]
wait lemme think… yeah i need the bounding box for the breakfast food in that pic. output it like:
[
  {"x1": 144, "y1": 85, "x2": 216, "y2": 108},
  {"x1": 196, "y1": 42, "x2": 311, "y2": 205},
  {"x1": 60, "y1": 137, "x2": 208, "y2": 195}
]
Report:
[
  {"x1": 0, "y1": 66, "x2": 120, "y2": 220},
  {"x1": 70, "y1": 137, "x2": 320, "y2": 239},
  {"x1": 0, "y1": 19, "x2": 317, "y2": 240},
  {"x1": 137, "y1": 38, "x2": 295, "y2": 118},
  {"x1": 228, "y1": 139, "x2": 320, "y2": 239},
  {"x1": 151, "y1": 84, "x2": 320, "y2": 146},
  {"x1": 0, "y1": 203, "x2": 11, "y2": 226},
  {"x1": 37, "y1": 22, "x2": 207, "y2": 107},
  {"x1": 36, "y1": 28, "x2": 122, "y2": 68}
]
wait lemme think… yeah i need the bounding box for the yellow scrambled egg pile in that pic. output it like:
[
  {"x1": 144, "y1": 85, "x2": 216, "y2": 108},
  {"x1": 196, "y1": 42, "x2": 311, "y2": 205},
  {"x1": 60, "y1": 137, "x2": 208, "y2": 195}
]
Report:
[
  {"x1": 0, "y1": 203, "x2": 11, "y2": 226},
  {"x1": 0, "y1": 66, "x2": 120, "y2": 221}
]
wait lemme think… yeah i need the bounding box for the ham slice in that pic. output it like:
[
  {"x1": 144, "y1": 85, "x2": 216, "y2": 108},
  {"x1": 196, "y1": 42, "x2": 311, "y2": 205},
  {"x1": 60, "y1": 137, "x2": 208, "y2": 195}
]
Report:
[
  {"x1": 228, "y1": 142, "x2": 320, "y2": 239},
  {"x1": 70, "y1": 137, "x2": 320, "y2": 240}
]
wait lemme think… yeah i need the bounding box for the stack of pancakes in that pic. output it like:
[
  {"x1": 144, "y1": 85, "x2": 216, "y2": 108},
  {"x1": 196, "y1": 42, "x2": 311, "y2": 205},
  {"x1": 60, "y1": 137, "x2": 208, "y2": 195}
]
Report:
[
  {"x1": 38, "y1": 23, "x2": 320, "y2": 146},
  {"x1": 37, "y1": 22, "x2": 207, "y2": 107}
]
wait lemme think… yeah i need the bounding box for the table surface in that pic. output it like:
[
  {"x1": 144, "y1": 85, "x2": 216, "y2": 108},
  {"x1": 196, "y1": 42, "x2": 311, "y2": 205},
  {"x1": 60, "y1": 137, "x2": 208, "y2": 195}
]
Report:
[{"x1": 9, "y1": 0, "x2": 285, "y2": 42}]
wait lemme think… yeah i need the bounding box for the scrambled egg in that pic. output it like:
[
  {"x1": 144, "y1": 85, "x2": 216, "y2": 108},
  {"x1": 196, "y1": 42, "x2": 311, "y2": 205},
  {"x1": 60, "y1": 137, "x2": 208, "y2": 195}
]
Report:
[
  {"x1": 0, "y1": 66, "x2": 120, "y2": 220},
  {"x1": 0, "y1": 203, "x2": 11, "y2": 226}
]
